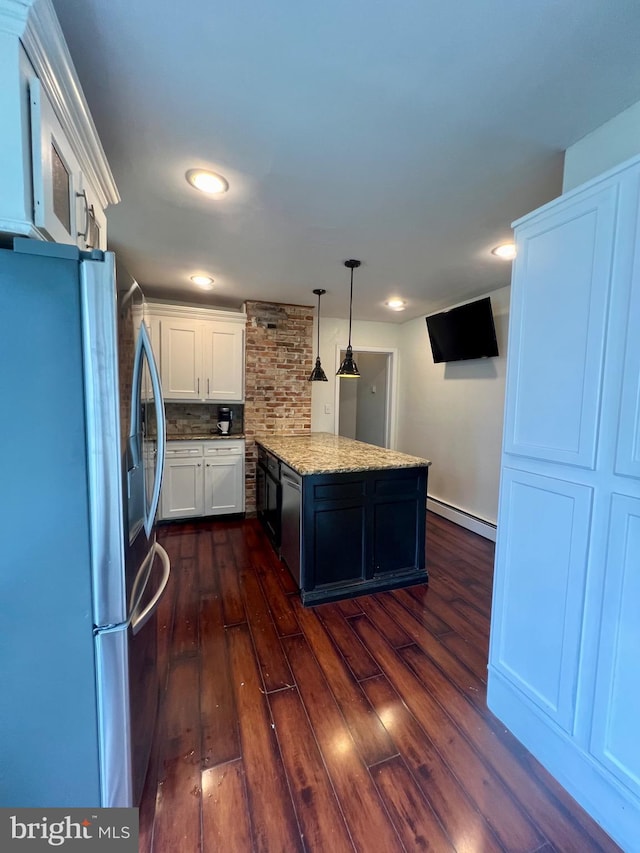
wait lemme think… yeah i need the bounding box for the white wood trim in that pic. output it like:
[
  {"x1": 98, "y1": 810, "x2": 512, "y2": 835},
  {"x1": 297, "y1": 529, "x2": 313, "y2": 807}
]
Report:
[
  {"x1": 427, "y1": 496, "x2": 497, "y2": 542},
  {"x1": 147, "y1": 300, "x2": 246, "y2": 325}
]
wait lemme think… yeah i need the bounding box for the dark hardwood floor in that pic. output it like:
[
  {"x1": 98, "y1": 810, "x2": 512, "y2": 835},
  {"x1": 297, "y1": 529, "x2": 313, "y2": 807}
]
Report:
[{"x1": 139, "y1": 512, "x2": 620, "y2": 852}]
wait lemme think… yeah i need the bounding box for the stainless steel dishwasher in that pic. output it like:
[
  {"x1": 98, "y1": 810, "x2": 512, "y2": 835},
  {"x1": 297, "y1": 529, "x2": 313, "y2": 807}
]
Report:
[{"x1": 279, "y1": 463, "x2": 302, "y2": 585}]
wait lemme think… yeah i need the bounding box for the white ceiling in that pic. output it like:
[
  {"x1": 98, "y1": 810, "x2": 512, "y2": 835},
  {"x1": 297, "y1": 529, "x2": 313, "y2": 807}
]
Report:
[{"x1": 51, "y1": 0, "x2": 640, "y2": 322}]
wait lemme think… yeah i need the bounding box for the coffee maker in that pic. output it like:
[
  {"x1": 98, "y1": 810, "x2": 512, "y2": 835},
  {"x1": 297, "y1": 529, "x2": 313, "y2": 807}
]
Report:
[{"x1": 216, "y1": 406, "x2": 233, "y2": 435}]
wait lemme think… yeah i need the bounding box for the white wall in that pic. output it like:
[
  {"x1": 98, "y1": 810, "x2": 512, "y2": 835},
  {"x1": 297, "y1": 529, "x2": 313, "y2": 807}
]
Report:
[
  {"x1": 563, "y1": 99, "x2": 640, "y2": 192},
  {"x1": 397, "y1": 286, "x2": 510, "y2": 526},
  {"x1": 311, "y1": 297, "x2": 509, "y2": 528}
]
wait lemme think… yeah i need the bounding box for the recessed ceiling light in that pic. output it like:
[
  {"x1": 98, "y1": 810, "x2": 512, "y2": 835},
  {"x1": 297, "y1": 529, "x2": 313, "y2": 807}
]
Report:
[
  {"x1": 190, "y1": 274, "x2": 214, "y2": 289},
  {"x1": 185, "y1": 169, "x2": 229, "y2": 195},
  {"x1": 385, "y1": 298, "x2": 406, "y2": 311},
  {"x1": 491, "y1": 243, "x2": 516, "y2": 260}
]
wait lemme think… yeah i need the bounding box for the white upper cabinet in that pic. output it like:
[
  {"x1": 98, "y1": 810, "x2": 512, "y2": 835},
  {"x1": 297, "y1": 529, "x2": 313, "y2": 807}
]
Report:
[
  {"x1": 202, "y1": 321, "x2": 244, "y2": 401},
  {"x1": 0, "y1": 0, "x2": 118, "y2": 248},
  {"x1": 148, "y1": 304, "x2": 246, "y2": 403}
]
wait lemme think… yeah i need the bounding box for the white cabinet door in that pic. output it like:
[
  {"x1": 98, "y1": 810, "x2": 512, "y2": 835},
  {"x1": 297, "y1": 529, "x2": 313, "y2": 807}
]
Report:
[
  {"x1": 204, "y1": 444, "x2": 245, "y2": 514},
  {"x1": 158, "y1": 318, "x2": 202, "y2": 399},
  {"x1": 30, "y1": 78, "x2": 82, "y2": 246},
  {"x1": 160, "y1": 456, "x2": 204, "y2": 519},
  {"x1": 202, "y1": 321, "x2": 244, "y2": 401}
]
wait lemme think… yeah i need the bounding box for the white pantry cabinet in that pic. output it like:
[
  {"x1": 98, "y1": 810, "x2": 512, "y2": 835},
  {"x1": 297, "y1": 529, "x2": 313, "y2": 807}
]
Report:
[
  {"x1": 148, "y1": 303, "x2": 246, "y2": 403},
  {"x1": 0, "y1": 0, "x2": 118, "y2": 248},
  {"x1": 160, "y1": 440, "x2": 245, "y2": 520},
  {"x1": 488, "y1": 153, "x2": 640, "y2": 851}
]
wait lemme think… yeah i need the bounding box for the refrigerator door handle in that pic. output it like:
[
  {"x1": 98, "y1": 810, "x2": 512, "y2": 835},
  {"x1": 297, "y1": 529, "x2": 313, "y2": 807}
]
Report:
[
  {"x1": 127, "y1": 543, "x2": 157, "y2": 620},
  {"x1": 131, "y1": 543, "x2": 171, "y2": 635},
  {"x1": 144, "y1": 325, "x2": 166, "y2": 537},
  {"x1": 130, "y1": 322, "x2": 166, "y2": 538}
]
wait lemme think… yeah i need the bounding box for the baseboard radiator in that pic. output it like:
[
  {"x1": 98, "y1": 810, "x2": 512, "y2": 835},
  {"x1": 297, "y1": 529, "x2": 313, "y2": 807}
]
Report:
[{"x1": 427, "y1": 497, "x2": 497, "y2": 542}]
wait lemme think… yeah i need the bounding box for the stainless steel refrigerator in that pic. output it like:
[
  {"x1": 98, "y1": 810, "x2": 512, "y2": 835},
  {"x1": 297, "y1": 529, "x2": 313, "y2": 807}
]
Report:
[{"x1": 0, "y1": 238, "x2": 170, "y2": 807}]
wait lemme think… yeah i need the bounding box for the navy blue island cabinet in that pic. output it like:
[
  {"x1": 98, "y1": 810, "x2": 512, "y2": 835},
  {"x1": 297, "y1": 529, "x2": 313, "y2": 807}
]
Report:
[{"x1": 256, "y1": 434, "x2": 430, "y2": 606}]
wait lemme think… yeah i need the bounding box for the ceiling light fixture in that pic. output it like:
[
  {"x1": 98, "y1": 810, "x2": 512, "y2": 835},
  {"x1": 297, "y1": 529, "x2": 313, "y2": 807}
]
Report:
[
  {"x1": 386, "y1": 298, "x2": 406, "y2": 311},
  {"x1": 336, "y1": 259, "x2": 361, "y2": 379},
  {"x1": 308, "y1": 288, "x2": 328, "y2": 382},
  {"x1": 185, "y1": 169, "x2": 229, "y2": 195},
  {"x1": 190, "y1": 274, "x2": 214, "y2": 289},
  {"x1": 491, "y1": 242, "x2": 516, "y2": 260}
]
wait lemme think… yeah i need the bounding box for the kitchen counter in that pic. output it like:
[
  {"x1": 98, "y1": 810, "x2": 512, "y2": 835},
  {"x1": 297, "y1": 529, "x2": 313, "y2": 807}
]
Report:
[
  {"x1": 255, "y1": 433, "x2": 429, "y2": 606},
  {"x1": 165, "y1": 433, "x2": 245, "y2": 441},
  {"x1": 254, "y1": 432, "x2": 430, "y2": 475}
]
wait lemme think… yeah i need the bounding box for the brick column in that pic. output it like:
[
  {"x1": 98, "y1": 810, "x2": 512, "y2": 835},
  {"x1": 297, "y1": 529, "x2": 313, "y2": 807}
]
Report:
[{"x1": 244, "y1": 301, "x2": 314, "y2": 513}]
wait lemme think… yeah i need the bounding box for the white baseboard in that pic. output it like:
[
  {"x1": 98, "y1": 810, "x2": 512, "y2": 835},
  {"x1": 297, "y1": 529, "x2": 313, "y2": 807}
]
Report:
[{"x1": 427, "y1": 497, "x2": 497, "y2": 542}]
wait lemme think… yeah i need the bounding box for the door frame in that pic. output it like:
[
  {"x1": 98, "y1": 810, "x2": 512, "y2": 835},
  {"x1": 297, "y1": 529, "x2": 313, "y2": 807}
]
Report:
[{"x1": 333, "y1": 346, "x2": 399, "y2": 449}]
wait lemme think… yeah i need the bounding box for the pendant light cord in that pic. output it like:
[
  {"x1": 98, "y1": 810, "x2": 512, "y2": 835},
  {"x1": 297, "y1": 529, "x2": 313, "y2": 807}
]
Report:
[
  {"x1": 316, "y1": 291, "x2": 321, "y2": 358},
  {"x1": 347, "y1": 265, "x2": 354, "y2": 348}
]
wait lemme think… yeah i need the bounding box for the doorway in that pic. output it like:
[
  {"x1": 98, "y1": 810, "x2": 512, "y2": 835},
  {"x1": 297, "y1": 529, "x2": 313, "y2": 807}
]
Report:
[{"x1": 335, "y1": 348, "x2": 397, "y2": 449}]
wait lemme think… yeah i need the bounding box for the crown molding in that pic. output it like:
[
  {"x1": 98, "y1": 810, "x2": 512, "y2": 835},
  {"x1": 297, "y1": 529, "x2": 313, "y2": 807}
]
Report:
[{"x1": 1, "y1": 0, "x2": 120, "y2": 208}]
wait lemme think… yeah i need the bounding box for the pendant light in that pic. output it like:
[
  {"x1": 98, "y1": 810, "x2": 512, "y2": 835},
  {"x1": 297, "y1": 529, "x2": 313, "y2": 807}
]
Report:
[
  {"x1": 309, "y1": 288, "x2": 328, "y2": 382},
  {"x1": 336, "y1": 259, "x2": 361, "y2": 378}
]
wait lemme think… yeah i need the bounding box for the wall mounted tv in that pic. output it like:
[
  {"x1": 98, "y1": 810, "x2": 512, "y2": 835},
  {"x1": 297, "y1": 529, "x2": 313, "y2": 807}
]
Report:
[{"x1": 425, "y1": 296, "x2": 499, "y2": 363}]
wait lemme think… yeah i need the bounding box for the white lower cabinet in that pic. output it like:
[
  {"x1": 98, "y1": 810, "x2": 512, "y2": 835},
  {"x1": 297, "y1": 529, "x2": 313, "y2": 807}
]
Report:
[
  {"x1": 160, "y1": 440, "x2": 244, "y2": 520},
  {"x1": 204, "y1": 444, "x2": 245, "y2": 515}
]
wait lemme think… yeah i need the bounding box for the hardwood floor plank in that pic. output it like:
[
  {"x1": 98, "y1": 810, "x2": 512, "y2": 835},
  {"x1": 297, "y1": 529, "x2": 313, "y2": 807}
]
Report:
[
  {"x1": 269, "y1": 687, "x2": 355, "y2": 852},
  {"x1": 405, "y1": 583, "x2": 489, "y2": 655},
  {"x1": 315, "y1": 603, "x2": 381, "y2": 681},
  {"x1": 387, "y1": 584, "x2": 454, "y2": 638},
  {"x1": 211, "y1": 526, "x2": 228, "y2": 545},
  {"x1": 350, "y1": 592, "x2": 414, "y2": 648},
  {"x1": 199, "y1": 595, "x2": 240, "y2": 767},
  {"x1": 151, "y1": 657, "x2": 201, "y2": 853},
  {"x1": 370, "y1": 754, "x2": 456, "y2": 853},
  {"x1": 215, "y1": 542, "x2": 246, "y2": 627},
  {"x1": 282, "y1": 634, "x2": 404, "y2": 852},
  {"x1": 171, "y1": 557, "x2": 199, "y2": 658},
  {"x1": 239, "y1": 566, "x2": 295, "y2": 692},
  {"x1": 362, "y1": 674, "x2": 503, "y2": 853},
  {"x1": 399, "y1": 643, "x2": 618, "y2": 853},
  {"x1": 351, "y1": 615, "x2": 544, "y2": 852},
  {"x1": 428, "y1": 568, "x2": 493, "y2": 617},
  {"x1": 201, "y1": 760, "x2": 253, "y2": 852},
  {"x1": 380, "y1": 590, "x2": 488, "y2": 699},
  {"x1": 335, "y1": 597, "x2": 364, "y2": 617},
  {"x1": 197, "y1": 528, "x2": 218, "y2": 595},
  {"x1": 291, "y1": 596, "x2": 398, "y2": 767},
  {"x1": 226, "y1": 623, "x2": 303, "y2": 852},
  {"x1": 228, "y1": 522, "x2": 252, "y2": 570},
  {"x1": 438, "y1": 631, "x2": 489, "y2": 683},
  {"x1": 251, "y1": 549, "x2": 301, "y2": 637}
]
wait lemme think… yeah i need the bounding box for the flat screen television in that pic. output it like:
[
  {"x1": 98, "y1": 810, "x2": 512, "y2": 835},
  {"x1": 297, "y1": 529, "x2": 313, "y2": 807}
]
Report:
[{"x1": 425, "y1": 296, "x2": 499, "y2": 363}]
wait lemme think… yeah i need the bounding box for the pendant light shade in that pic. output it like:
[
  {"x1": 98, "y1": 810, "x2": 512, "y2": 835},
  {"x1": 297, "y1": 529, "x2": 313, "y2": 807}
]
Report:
[
  {"x1": 337, "y1": 259, "x2": 361, "y2": 378},
  {"x1": 309, "y1": 288, "x2": 328, "y2": 382}
]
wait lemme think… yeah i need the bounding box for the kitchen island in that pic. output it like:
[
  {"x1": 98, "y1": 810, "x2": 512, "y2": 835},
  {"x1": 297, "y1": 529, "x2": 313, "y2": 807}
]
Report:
[{"x1": 256, "y1": 433, "x2": 431, "y2": 606}]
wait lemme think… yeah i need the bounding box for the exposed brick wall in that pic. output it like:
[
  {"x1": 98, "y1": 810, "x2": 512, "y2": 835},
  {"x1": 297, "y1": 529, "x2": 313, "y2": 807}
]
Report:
[{"x1": 244, "y1": 301, "x2": 313, "y2": 512}]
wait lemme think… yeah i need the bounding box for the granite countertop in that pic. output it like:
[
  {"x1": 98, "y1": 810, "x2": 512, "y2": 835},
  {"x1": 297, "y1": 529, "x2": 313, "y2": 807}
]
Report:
[
  {"x1": 165, "y1": 433, "x2": 246, "y2": 441},
  {"x1": 255, "y1": 432, "x2": 431, "y2": 475}
]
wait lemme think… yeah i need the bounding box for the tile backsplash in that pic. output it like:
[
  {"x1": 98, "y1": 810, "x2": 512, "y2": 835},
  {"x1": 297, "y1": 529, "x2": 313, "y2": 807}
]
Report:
[{"x1": 162, "y1": 403, "x2": 244, "y2": 437}]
